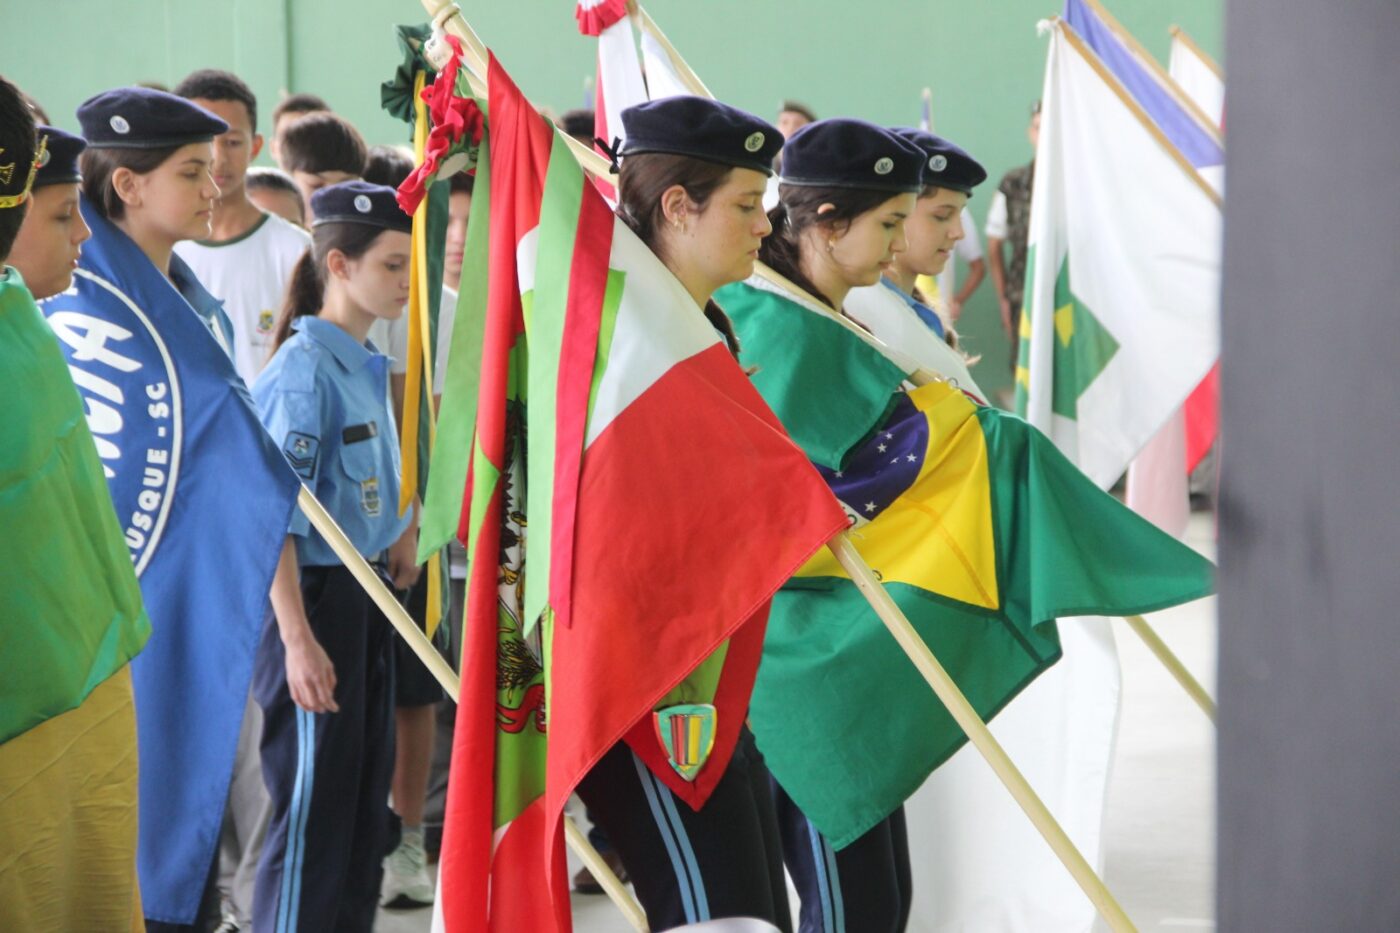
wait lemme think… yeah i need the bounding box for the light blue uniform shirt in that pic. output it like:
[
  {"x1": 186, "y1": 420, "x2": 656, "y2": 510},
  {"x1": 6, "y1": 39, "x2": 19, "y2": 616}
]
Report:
[
  {"x1": 879, "y1": 275, "x2": 945, "y2": 339},
  {"x1": 253, "y1": 316, "x2": 411, "y2": 566}
]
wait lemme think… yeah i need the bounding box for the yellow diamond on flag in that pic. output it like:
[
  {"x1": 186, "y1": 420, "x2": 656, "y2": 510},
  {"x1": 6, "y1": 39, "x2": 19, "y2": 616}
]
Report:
[{"x1": 1054, "y1": 300, "x2": 1075, "y2": 347}]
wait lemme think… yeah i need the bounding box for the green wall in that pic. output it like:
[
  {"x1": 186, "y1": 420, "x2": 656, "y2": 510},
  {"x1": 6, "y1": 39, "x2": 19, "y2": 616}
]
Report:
[{"x1": 7, "y1": 0, "x2": 1220, "y2": 398}]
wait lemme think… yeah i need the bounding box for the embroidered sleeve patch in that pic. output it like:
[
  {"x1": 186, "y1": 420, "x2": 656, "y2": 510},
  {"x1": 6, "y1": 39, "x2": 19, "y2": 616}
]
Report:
[{"x1": 283, "y1": 431, "x2": 320, "y2": 480}]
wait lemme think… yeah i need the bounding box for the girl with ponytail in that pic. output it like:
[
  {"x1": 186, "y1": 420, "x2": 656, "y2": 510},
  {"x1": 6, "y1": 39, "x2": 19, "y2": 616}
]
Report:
[
  {"x1": 271, "y1": 219, "x2": 385, "y2": 348},
  {"x1": 570, "y1": 96, "x2": 800, "y2": 932},
  {"x1": 249, "y1": 180, "x2": 420, "y2": 933}
]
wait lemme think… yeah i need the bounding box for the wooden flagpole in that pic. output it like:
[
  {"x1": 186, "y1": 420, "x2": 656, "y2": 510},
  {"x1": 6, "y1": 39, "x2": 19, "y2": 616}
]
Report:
[
  {"x1": 826, "y1": 533, "x2": 1138, "y2": 932},
  {"x1": 634, "y1": 5, "x2": 712, "y2": 97},
  {"x1": 1124, "y1": 614, "x2": 1217, "y2": 721},
  {"x1": 1168, "y1": 25, "x2": 1224, "y2": 82},
  {"x1": 294, "y1": 487, "x2": 649, "y2": 931}
]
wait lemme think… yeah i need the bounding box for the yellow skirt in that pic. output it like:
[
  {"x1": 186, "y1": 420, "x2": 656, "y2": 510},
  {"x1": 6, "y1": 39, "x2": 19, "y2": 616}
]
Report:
[{"x1": 0, "y1": 666, "x2": 144, "y2": 931}]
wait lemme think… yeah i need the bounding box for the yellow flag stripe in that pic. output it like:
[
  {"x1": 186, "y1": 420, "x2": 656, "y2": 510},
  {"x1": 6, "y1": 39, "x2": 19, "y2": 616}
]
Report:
[{"x1": 399, "y1": 69, "x2": 429, "y2": 517}]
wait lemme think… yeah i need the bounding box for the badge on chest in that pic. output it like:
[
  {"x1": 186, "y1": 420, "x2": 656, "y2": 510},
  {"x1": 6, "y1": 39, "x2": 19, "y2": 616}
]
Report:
[{"x1": 360, "y1": 476, "x2": 382, "y2": 517}]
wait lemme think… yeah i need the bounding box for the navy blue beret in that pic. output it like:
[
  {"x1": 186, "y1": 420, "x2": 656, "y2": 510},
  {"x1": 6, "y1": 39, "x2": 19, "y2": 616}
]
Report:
[
  {"x1": 620, "y1": 96, "x2": 782, "y2": 176},
  {"x1": 779, "y1": 119, "x2": 925, "y2": 193},
  {"x1": 890, "y1": 128, "x2": 987, "y2": 195},
  {"x1": 33, "y1": 126, "x2": 87, "y2": 188},
  {"x1": 311, "y1": 180, "x2": 411, "y2": 233},
  {"x1": 77, "y1": 87, "x2": 228, "y2": 149}
]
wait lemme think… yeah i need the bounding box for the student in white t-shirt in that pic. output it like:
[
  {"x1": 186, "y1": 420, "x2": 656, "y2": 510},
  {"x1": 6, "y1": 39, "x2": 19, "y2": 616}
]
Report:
[{"x1": 173, "y1": 71, "x2": 311, "y2": 387}]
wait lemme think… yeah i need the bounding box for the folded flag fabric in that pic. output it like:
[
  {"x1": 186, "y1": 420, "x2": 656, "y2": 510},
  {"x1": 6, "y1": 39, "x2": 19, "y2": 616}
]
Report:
[
  {"x1": 39, "y1": 204, "x2": 299, "y2": 924},
  {"x1": 428, "y1": 55, "x2": 847, "y2": 932},
  {"x1": 719, "y1": 280, "x2": 1215, "y2": 848},
  {"x1": 0, "y1": 269, "x2": 148, "y2": 745},
  {"x1": 0, "y1": 666, "x2": 143, "y2": 931}
]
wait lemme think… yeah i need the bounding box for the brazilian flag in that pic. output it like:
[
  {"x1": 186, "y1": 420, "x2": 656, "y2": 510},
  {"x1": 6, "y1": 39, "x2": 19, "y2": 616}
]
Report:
[{"x1": 720, "y1": 280, "x2": 1214, "y2": 848}]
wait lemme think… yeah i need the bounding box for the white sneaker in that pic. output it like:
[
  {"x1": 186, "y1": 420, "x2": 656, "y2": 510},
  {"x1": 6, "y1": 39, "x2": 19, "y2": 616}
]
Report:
[{"x1": 381, "y1": 830, "x2": 435, "y2": 908}]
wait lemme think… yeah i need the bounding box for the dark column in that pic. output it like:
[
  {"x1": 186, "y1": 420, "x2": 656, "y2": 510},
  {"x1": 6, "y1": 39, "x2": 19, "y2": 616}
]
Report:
[{"x1": 1218, "y1": 2, "x2": 1400, "y2": 930}]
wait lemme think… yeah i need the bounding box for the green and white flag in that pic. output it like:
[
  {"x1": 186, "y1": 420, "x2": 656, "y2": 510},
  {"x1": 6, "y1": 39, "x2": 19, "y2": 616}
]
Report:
[{"x1": 1016, "y1": 20, "x2": 1221, "y2": 488}]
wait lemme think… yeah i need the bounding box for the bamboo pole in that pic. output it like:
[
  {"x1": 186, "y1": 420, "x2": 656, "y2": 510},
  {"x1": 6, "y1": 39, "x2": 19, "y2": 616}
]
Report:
[
  {"x1": 294, "y1": 488, "x2": 646, "y2": 929},
  {"x1": 1168, "y1": 25, "x2": 1224, "y2": 82},
  {"x1": 1124, "y1": 614, "x2": 1217, "y2": 722},
  {"x1": 565, "y1": 818, "x2": 649, "y2": 931},
  {"x1": 826, "y1": 533, "x2": 1137, "y2": 933},
  {"x1": 634, "y1": 6, "x2": 713, "y2": 97}
]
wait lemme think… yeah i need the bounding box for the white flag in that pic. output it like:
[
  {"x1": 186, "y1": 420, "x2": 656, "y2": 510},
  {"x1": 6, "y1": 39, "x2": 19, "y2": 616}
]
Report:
[
  {"x1": 1169, "y1": 27, "x2": 1225, "y2": 128},
  {"x1": 1016, "y1": 20, "x2": 1221, "y2": 489}
]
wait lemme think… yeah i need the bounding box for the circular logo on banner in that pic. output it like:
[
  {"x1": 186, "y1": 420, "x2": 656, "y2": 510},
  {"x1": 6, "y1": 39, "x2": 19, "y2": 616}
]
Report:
[
  {"x1": 874, "y1": 157, "x2": 894, "y2": 176},
  {"x1": 353, "y1": 194, "x2": 373, "y2": 213},
  {"x1": 929, "y1": 154, "x2": 948, "y2": 172},
  {"x1": 42, "y1": 270, "x2": 183, "y2": 577},
  {"x1": 110, "y1": 115, "x2": 131, "y2": 135},
  {"x1": 744, "y1": 131, "x2": 766, "y2": 153}
]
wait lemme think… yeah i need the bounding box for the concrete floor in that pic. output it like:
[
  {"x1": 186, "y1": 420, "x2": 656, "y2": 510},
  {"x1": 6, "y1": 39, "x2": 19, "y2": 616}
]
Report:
[{"x1": 378, "y1": 515, "x2": 1218, "y2": 933}]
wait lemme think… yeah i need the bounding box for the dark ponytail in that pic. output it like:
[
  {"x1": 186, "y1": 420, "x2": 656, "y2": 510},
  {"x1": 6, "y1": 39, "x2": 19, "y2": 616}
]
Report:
[
  {"x1": 617, "y1": 151, "x2": 744, "y2": 356},
  {"x1": 272, "y1": 221, "x2": 387, "y2": 348},
  {"x1": 758, "y1": 184, "x2": 900, "y2": 309}
]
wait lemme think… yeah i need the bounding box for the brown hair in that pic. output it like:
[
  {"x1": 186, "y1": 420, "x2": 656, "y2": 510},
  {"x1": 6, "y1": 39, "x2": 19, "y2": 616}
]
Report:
[
  {"x1": 273, "y1": 222, "x2": 387, "y2": 348},
  {"x1": 617, "y1": 151, "x2": 742, "y2": 354},
  {"x1": 80, "y1": 146, "x2": 183, "y2": 220},
  {"x1": 279, "y1": 112, "x2": 367, "y2": 177},
  {"x1": 759, "y1": 184, "x2": 896, "y2": 308},
  {"x1": 780, "y1": 100, "x2": 817, "y2": 123},
  {"x1": 273, "y1": 92, "x2": 330, "y2": 125}
]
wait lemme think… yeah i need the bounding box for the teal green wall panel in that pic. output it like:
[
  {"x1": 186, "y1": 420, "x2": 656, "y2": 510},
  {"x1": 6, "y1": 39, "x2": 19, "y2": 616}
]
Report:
[{"x1": 7, "y1": 0, "x2": 1220, "y2": 398}]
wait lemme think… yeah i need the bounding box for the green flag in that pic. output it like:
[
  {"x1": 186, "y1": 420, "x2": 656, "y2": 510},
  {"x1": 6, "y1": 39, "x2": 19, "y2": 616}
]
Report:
[
  {"x1": 716, "y1": 277, "x2": 908, "y2": 469},
  {"x1": 721, "y1": 279, "x2": 1215, "y2": 848},
  {"x1": 0, "y1": 271, "x2": 149, "y2": 744}
]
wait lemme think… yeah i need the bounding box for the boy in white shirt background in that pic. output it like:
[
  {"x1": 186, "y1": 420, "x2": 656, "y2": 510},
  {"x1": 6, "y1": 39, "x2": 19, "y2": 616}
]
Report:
[{"x1": 174, "y1": 70, "x2": 311, "y2": 387}]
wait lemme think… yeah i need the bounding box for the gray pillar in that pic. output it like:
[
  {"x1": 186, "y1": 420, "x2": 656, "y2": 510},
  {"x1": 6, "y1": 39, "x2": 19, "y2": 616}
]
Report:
[{"x1": 1218, "y1": 1, "x2": 1400, "y2": 929}]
